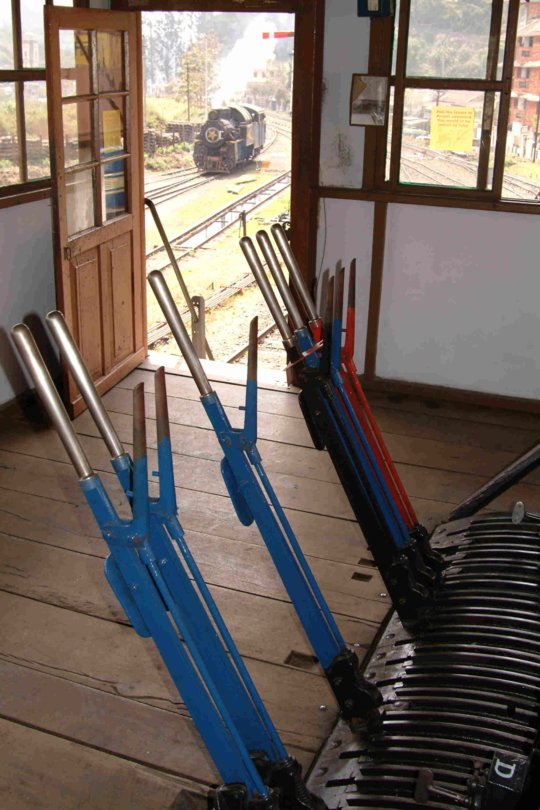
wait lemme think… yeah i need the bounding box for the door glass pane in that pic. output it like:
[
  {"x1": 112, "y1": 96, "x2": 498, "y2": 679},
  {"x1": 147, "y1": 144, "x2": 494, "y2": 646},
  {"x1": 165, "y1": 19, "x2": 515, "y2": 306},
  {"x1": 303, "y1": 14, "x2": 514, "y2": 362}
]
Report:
[
  {"x1": 99, "y1": 97, "x2": 126, "y2": 155},
  {"x1": 406, "y1": 0, "x2": 493, "y2": 79},
  {"x1": 97, "y1": 31, "x2": 125, "y2": 93},
  {"x1": 102, "y1": 156, "x2": 127, "y2": 220},
  {"x1": 60, "y1": 29, "x2": 91, "y2": 97},
  {"x1": 0, "y1": 10, "x2": 14, "y2": 68},
  {"x1": 25, "y1": 82, "x2": 50, "y2": 179},
  {"x1": 63, "y1": 100, "x2": 93, "y2": 167},
  {"x1": 399, "y1": 88, "x2": 499, "y2": 189},
  {"x1": 21, "y1": 0, "x2": 45, "y2": 68},
  {"x1": 66, "y1": 167, "x2": 96, "y2": 235},
  {"x1": 0, "y1": 83, "x2": 19, "y2": 187}
]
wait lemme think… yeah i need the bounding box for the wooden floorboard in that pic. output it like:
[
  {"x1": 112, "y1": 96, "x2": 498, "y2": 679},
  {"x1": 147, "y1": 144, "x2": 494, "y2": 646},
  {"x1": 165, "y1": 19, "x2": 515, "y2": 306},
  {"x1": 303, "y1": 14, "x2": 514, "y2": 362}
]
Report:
[{"x1": 1, "y1": 360, "x2": 539, "y2": 807}]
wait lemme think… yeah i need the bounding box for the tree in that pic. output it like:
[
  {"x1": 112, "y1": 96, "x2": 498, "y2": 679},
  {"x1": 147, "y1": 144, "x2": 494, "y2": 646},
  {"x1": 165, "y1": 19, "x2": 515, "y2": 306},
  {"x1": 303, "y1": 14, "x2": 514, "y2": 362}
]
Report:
[{"x1": 176, "y1": 33, "x2": 220, "y2": 120}]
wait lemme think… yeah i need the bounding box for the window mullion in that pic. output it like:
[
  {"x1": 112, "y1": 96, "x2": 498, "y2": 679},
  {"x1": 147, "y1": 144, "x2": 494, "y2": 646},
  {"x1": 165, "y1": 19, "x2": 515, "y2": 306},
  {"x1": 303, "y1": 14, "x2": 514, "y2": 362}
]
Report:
[
  {"x1": 492, "y1": 0, "x2": 520, "y2": 198},
  {"x1": 389, "y1": 0, "x2": 410, "y2": 187},
  {"x1": 11, "y1": 0, "x2": 29, "y2": 183},
  {"x1": 477, "y1": 0, "x2": 504, "y2": 189},
  {"x1": 91, "y1": 31, "x2": 104, "y2": 226}
]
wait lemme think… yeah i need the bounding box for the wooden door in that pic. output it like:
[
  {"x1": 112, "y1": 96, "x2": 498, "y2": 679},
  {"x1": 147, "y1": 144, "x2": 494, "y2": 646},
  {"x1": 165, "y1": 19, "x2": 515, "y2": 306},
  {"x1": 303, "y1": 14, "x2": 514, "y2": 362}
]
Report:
[{"x1": 45, "y1": 6, "x2": 146, "y2": 416}]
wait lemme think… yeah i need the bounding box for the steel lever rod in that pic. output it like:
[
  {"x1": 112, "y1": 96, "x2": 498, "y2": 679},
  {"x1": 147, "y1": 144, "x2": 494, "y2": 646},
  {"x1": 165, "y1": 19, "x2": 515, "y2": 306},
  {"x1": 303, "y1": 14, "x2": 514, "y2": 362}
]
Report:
[
  {"x1": 11, "y1": 323, "x2": 93, "y2": 480},
  {"x1": 239, "y1": 237, "x2": 295, "y2": 346},
  {"x1": 145, "y1": 197, "x2": 214, "y2": 360},
  {"x1": 46, "y1": 310, "x2": 125, "y2": 460},
  {"x1": 450, "y1": 440, "x2": 540, "y2": 521},
  {"x1": 148, "y1": 270, "x2": 212, "y2": 397},
  {"x1": 256, "y1": 230, "x2": 304, "y2": 331},
  {"x1": 271, "y1": 223, "x2": 319, "y2": 324}
]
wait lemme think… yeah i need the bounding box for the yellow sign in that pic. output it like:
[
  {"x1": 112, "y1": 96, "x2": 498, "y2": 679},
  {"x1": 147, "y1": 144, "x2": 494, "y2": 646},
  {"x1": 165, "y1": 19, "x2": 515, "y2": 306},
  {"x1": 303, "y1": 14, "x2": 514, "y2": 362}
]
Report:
[
  {"x1": 430, "y1": 106, "x2": 475, "y2": 152},
  {"x1": 102, "y1": 109, "x2": 123, "y2": 150}
]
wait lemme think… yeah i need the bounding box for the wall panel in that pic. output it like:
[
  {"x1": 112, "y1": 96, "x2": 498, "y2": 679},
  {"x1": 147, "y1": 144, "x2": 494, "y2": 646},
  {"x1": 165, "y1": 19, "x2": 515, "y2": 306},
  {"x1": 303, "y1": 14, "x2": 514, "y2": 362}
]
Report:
[{"x1": 377, "y1": 204, "x2": 540, "y2": 400}]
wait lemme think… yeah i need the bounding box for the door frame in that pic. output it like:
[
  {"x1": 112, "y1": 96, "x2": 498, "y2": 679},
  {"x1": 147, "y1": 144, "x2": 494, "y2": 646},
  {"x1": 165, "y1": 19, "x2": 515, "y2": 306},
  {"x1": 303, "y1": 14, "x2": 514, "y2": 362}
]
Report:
[
  {"x1": 45, "y1": 6, "x2": 147, "y2": 414},
  {"x1": 111, "y1": 0, "x2": 324, "y2": 293}
]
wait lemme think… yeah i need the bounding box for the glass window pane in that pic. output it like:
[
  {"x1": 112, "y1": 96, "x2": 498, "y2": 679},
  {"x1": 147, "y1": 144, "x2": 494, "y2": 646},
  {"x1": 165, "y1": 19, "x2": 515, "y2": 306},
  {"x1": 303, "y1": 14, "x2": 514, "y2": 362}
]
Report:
[
  {"x1": 496, "y1": 0, "x2": 510, "y2": 81},
  {"x1": 25, "y1": 82, "x2": 50, "y2": 180},
  {"x1": 21, "y1": 0, "x2": 45, "y2": 68},
  {"x1": 391, "y1": 0, "x2": 400, "y2": 76},
  {"x1": 60, "y1": 30, "x2": 91, "y2": 97},
  {"x1": 0, "y1": 7, "x2": 14, "y2": 69},
  {"x1": 502, "y1": 3, "x2": 540, "y2": 201},
  {"x1": 99, "y1": 97, "x2": 126, "y2": 155},
  {"x1": 102, "y1": 156, "x2": 127, "y2": 220},
  {"x1": 97, "y1": 31, "x2": 125, "y2": 93},
  {"x1": 66, "y1": 167, "x2": 96, "y2": 236},
  {"x1": 0, "y1": 83, "x2": 20, "y2": 187},
  {"x1": 406, "y1": 0, "x2": 493, "y2": 79},
  {"x1": 399, "y1": 88, "x2": 499, "y2": 189},
  {"x1": 63, "y1": 100, "x2": 94, "y2": 167}
]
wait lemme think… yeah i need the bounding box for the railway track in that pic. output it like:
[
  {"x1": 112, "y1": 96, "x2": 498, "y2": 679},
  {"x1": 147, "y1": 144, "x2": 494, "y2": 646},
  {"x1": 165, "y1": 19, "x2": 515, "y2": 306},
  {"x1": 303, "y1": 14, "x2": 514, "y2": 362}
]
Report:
[
  {"x1": 146, "y1": 170, "x2": 291, "y2": 261},
  {"x1": 145, "y1": 168, "x2": 216, "y2": 205},
  {"x1": 146, "y1": 171, "x2": 291, "y2": 348},
  {"x1": 146, "y1": 118, "x2": 292, "y2": 356},
  {"x1": 143, "y1": 113, "x2": 288, "y2": 209},
  {"x1": 402, "y1": 143, "x2": 540, "y2": 199},
  {"x1": 148, "y1": 272, "x2": 256, "y2": 346}
]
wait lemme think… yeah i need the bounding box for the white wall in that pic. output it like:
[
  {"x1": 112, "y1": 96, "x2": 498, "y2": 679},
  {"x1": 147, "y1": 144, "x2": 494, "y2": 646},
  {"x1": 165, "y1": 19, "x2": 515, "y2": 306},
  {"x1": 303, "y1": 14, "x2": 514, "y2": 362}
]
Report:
[
  {"x1": 378, "y1": 205, "x2": 540, "y2": 399},
  {"x1": 0, "y1": 199, "x2": 57, "y2": 405},
  {"x1": 319, "y1": 0, "x2": 540, "y2": 402},
  {"x1": 316, "y1": 198, "x2": 374, "y2": 373},
  {"x1": 319, "y1": 0, "x2": 369, "y2": 187}
]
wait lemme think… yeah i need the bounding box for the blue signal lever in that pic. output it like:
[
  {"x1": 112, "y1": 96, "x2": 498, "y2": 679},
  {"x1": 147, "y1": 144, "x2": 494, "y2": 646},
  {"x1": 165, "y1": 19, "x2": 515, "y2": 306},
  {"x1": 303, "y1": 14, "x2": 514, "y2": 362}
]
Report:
[
  {"x1": 11, "y1": 313, "x2": 325, "y2": 810},
  {"x1": 148, "y1": 270, "x2": 382, "y2": 725}
]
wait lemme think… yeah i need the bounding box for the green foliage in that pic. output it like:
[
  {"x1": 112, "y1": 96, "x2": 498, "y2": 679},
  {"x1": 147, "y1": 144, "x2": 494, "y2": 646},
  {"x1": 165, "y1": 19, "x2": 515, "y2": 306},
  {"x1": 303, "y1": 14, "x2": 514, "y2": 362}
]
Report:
[
  {"x1": 504, "y1": 157, "x2": 540, "y2": 182},
  {"x1": 406, "y1": 0, "x2": 492, "y2": 79},
  {"x1": 0, "y1": 98, "x2": 16, "y2": 136},
  {"x1": 24, "y1": 99, "x2": 49, "y2": 139},
  {"x1": 176, "y1": 33, "x2": 221, "y2": 120},
  {"x1": 144, "y1": 143, "x2": 192, "y2": 172},
  {"x1": 145, "y1": 97, "x2": 186, "y2": 128}
]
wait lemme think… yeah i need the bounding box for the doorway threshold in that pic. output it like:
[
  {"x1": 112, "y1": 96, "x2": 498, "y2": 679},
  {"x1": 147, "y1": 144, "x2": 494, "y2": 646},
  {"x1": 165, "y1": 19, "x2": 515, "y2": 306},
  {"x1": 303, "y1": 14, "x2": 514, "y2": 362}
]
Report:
[{"x1": 143, "y1": 350, "x2": 297, "y2": 392}]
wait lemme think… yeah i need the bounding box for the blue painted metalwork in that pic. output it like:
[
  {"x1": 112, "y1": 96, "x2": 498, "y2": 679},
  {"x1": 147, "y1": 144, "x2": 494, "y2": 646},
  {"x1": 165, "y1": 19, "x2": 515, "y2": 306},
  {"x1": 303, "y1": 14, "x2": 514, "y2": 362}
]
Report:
[
  {"x1": 147, "y1": 272, "x2": 346, "y2": 669},
  {"x1": 328, "y1": 300, "x2": 409, "y2": 547},
  {"x1": 201, "y1": 388, "x2": 343, "y2": 670},
  {"x1": 12, "y1": 317, "x2": 310, "y2": 801},
  {"x1": 292, "y1": 311, "x2": 408, "y2": 551}
]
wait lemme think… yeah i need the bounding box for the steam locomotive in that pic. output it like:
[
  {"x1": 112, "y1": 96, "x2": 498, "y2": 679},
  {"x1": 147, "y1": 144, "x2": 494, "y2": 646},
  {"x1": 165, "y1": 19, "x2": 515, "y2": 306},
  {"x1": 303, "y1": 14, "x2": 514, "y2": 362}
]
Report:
[{"x1": 193, "y1": 104, "x2": 266, "y2": 173}]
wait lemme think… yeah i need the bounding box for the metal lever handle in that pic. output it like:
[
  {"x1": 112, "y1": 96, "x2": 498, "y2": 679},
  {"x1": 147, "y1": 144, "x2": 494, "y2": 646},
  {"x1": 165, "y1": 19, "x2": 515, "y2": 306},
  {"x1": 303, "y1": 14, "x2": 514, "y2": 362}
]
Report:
[
  {"x1": 148, "y1": 270, "x2": 213, "y2": 397},
  {"x1": 256, "y1": 230, "x2": 304, "y2": 331},
  {"x1": 11, "y1": 323, "x2": 93, "y2": 480},
  {"x1": 45, "y1": 310, "x2": 125, "y2": 460},
  {"x1": 334, "y1": 264, "x2": 345, "y2": 325},
  {"x1": 145, "y1": 197, "x2": 214, "y2": 361},
  {"x1": 239, "y1": 236, "x2": 293, "y2": 344},
  {"x1": 270, "y1": 223, "x2": 319, "y2": 322}
]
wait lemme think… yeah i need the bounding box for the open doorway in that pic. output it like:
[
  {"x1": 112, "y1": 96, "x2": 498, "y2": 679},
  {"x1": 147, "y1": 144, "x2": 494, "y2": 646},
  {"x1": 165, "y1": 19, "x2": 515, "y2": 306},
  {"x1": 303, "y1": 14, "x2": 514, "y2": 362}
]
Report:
[{"x1": 142, "y1": 10, "x2": 294, "y2": 378}]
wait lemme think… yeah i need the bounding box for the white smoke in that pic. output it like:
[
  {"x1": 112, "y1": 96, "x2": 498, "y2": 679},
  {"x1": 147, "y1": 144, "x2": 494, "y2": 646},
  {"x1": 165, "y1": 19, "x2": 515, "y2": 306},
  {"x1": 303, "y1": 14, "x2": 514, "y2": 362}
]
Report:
[{"x1": 210, "y1": 17, "x2": 278, "y2": 107}]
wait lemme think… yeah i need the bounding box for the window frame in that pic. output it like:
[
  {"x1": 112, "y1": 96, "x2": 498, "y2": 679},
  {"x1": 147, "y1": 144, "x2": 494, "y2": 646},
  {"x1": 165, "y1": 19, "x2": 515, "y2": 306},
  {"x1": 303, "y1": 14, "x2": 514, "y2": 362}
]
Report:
[
  {"x1": 0, "y1": 0, "x2": 89, "y2": 206},
  {"x1": 369, "y1": 0, "x2": 537, "y2": 209}
]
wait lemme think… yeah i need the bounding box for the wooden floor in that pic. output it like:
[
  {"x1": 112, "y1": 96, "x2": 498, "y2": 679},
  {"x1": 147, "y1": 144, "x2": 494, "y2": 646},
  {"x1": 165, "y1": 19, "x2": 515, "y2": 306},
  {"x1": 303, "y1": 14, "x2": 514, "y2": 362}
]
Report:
[{"x1": 1, "y1": 357, "x2": 539, "y2": 809}]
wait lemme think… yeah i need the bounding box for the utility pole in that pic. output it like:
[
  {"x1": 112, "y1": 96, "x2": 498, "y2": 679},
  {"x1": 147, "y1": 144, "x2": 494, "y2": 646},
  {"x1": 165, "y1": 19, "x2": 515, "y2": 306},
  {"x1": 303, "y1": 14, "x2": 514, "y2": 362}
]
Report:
[{"x1": 186, "y1": 60, "x2": 191, "y2": 121}]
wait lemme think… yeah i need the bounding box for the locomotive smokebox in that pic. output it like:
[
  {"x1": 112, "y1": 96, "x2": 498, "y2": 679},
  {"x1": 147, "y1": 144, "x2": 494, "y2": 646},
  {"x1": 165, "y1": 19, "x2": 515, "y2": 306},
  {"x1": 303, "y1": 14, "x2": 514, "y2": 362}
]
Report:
[{"x1": 194, "y1": 104, "x2": 266, "y2": 173}]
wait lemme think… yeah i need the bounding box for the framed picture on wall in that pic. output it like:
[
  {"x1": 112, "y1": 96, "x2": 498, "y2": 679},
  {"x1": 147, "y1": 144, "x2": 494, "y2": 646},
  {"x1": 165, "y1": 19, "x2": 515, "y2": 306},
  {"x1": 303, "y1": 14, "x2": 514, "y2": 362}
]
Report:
[{"x1": 350, "y1": 74, "x2": 388, "y2": 126}]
